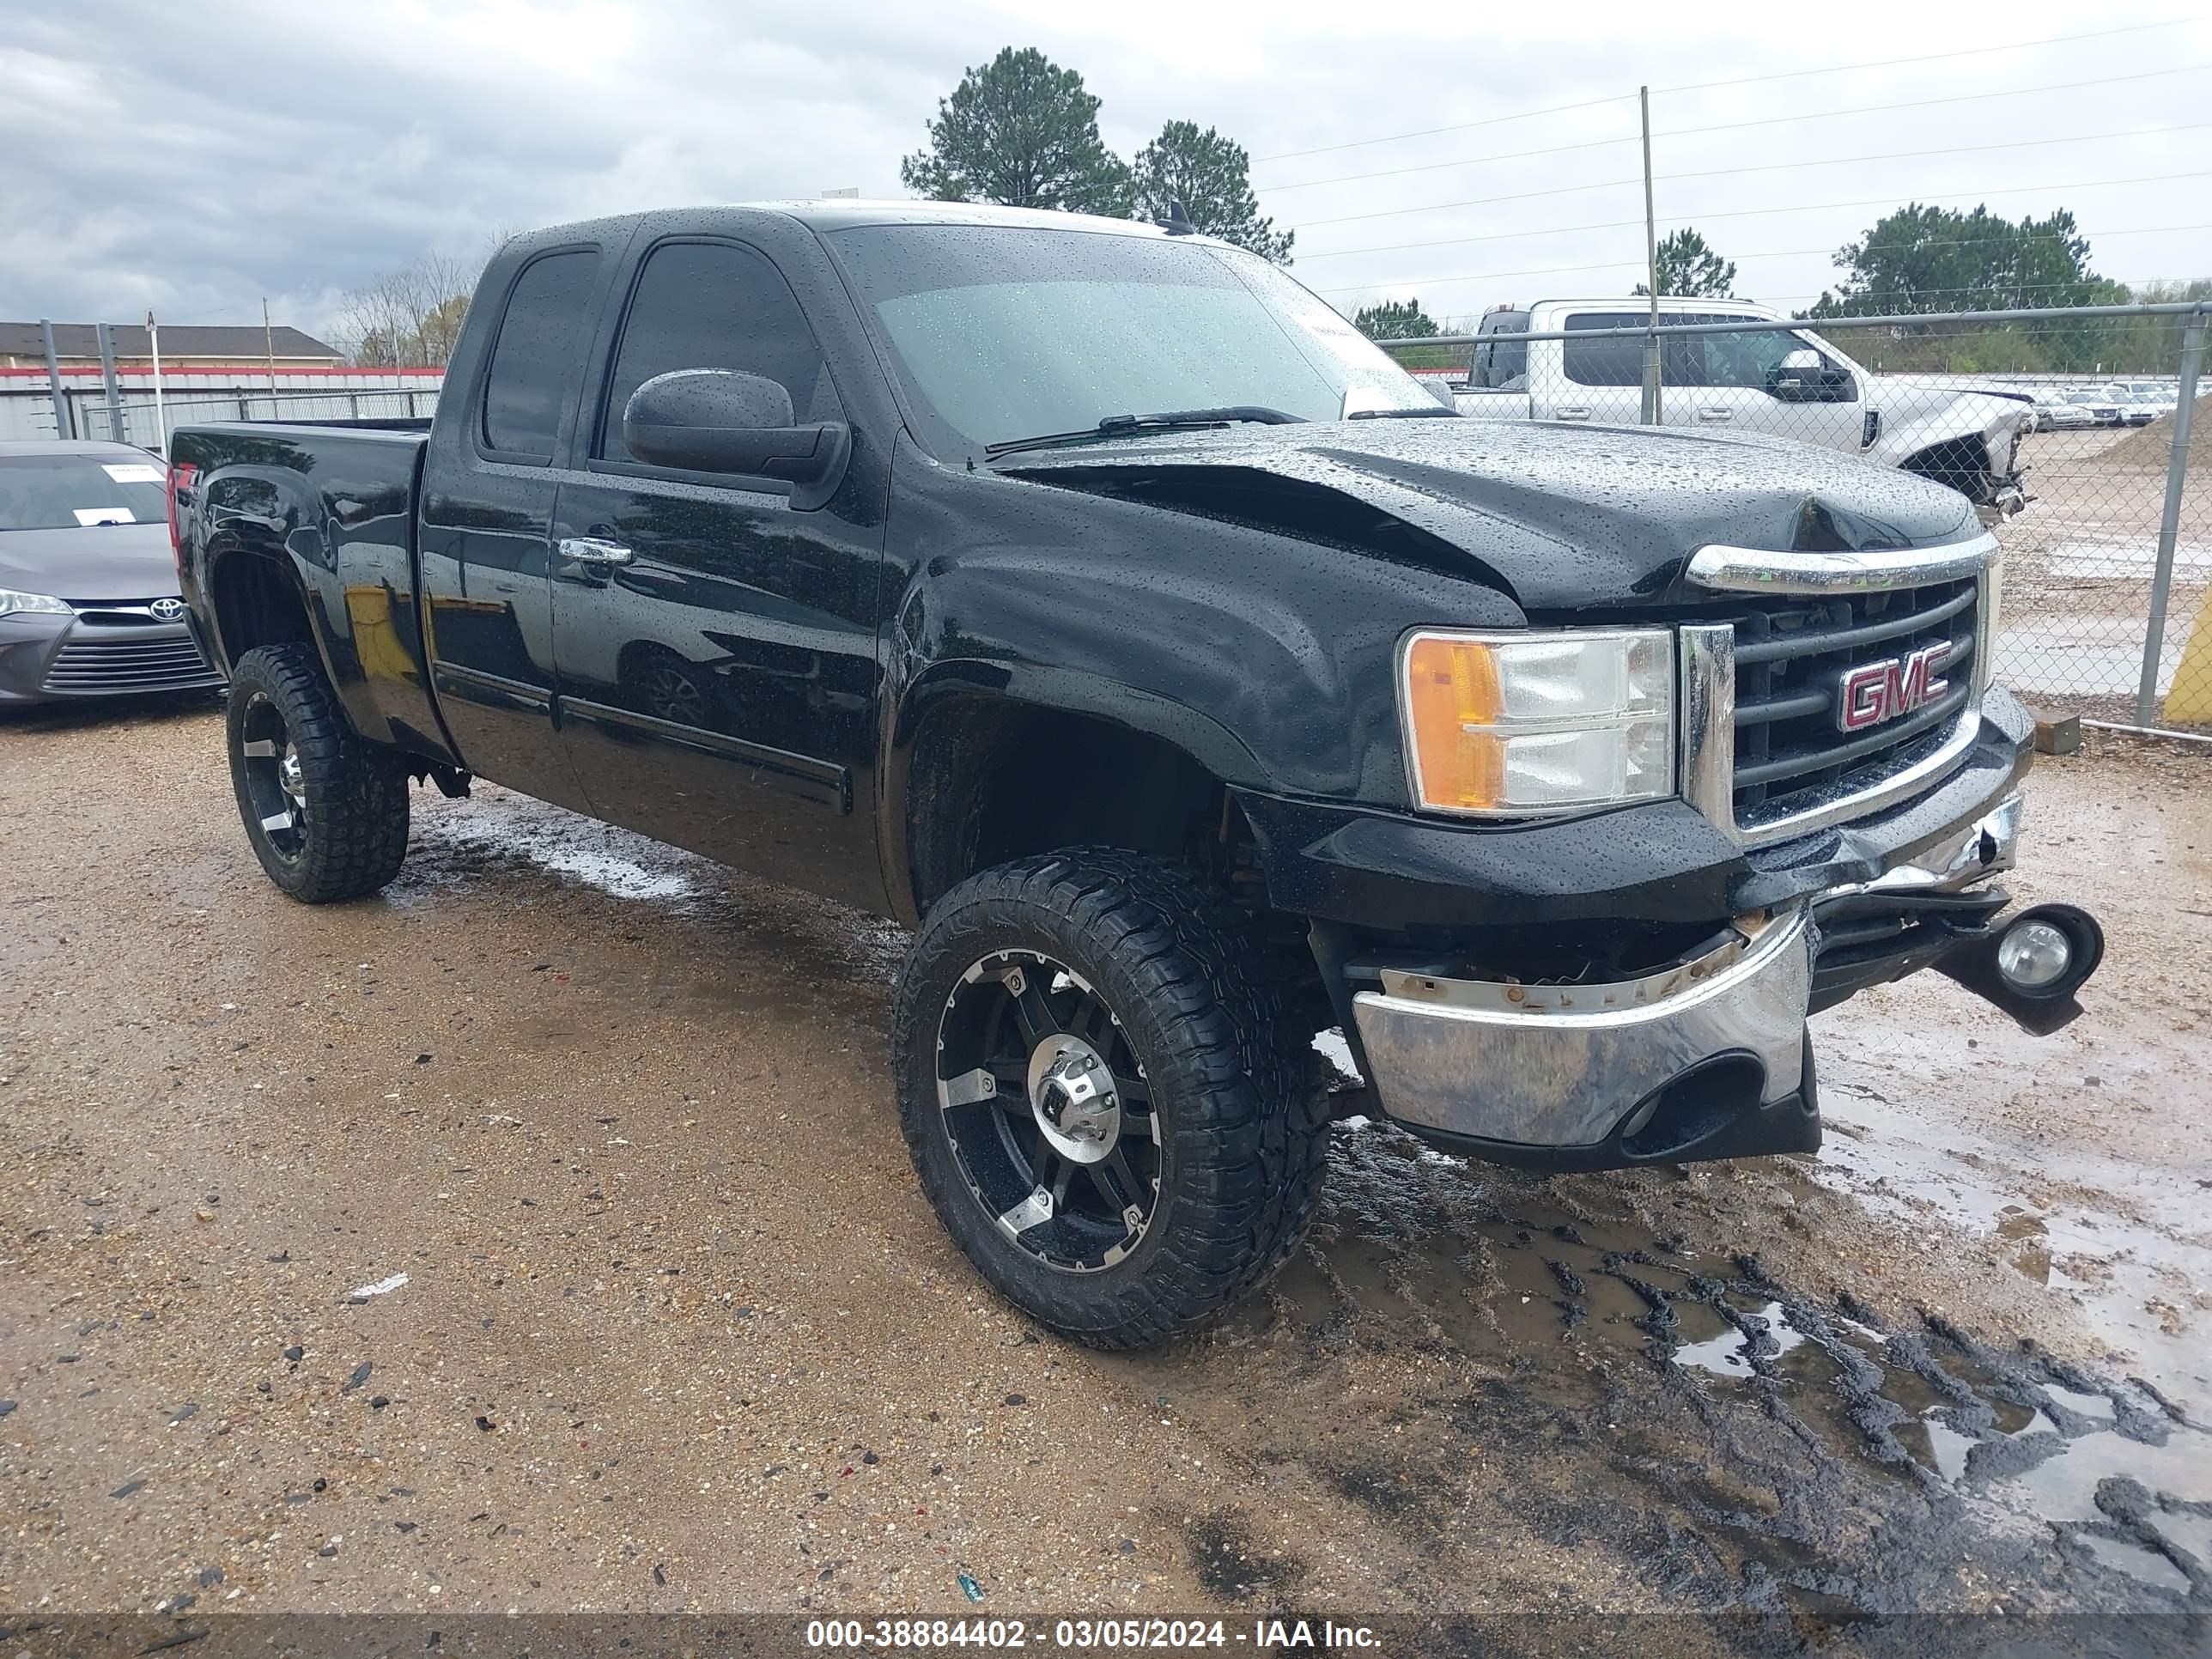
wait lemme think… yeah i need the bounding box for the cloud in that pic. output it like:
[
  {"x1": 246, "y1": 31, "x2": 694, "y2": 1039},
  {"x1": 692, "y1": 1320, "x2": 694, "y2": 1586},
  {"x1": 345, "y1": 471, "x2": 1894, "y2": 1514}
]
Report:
[{"x1": 3, "y1": 0, "x2": 2207, "y2": 343}]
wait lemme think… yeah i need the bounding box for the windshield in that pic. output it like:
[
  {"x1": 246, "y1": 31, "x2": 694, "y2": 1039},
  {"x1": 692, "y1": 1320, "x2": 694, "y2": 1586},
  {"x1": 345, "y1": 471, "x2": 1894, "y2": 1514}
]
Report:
[
  {"x1": 0, "y1": 454, "x2": 167, "y2": 532},
  {"x1": 825, "y1": 224, "x2": 1435, "y2": 455}
]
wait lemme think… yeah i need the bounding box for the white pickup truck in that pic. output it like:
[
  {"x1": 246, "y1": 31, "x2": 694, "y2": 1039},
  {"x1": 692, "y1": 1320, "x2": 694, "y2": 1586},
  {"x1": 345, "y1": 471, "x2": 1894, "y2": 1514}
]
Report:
[{"x1": 1454, "y1": 297, "x2": 2033, "y2": 517}]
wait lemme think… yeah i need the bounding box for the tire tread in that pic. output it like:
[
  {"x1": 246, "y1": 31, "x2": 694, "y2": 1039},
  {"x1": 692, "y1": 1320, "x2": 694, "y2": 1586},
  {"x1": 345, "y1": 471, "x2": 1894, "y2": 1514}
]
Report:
[
  {"x1": 892, "y1": 848, "x2": 1325, "y2": 1349},
  {"x1": 227, "y1": 643, "x2": 409, "y2": 903}
]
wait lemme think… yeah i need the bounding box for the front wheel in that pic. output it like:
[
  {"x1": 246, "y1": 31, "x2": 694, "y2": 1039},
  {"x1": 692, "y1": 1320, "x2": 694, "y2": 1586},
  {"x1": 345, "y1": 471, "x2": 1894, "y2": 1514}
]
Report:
[
  {"x1": 226, "y1": 643, "x2": 410, "y2": 902},
  {"x1": 891, "y1": 849, "x2": 1324, "y2": 1349}
]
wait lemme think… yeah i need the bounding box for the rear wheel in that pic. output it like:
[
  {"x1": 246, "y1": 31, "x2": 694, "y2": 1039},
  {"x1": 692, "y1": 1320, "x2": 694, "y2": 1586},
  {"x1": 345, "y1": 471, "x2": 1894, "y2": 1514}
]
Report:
[
  {"x1": 892, "y1": 849, "x2": 1324, "y2": 1349},
  {"x1": 226, "y1": 643, "x2": 410, "y2": 902}
]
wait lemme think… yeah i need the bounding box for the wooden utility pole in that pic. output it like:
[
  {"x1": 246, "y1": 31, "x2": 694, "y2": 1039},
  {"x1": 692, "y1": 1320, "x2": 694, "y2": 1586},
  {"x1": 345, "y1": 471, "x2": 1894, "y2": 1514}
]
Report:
[{"x1": 263, "y1": 298, "x2": 278, "y2": 392}]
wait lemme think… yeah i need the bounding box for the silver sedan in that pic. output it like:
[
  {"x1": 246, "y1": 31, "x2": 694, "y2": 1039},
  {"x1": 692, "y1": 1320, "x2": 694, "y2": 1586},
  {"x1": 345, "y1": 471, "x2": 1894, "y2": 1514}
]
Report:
[{"x1": 0, "y1": 440, "x2": 223, "y2": 703}]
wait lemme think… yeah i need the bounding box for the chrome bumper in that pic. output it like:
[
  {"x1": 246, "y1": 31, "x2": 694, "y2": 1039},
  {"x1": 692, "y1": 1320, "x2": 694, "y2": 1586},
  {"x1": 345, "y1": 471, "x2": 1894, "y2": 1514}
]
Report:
[
  {"x1": 1348, "y1": 789, "x2": 2026, "y2": 1154},
  {"x1": 1860, "y1": 788, "x2": 2021, "y2": 893},
  {"x1": 1352, "y1": 907, "x2": 1813, "y2": 1151}
]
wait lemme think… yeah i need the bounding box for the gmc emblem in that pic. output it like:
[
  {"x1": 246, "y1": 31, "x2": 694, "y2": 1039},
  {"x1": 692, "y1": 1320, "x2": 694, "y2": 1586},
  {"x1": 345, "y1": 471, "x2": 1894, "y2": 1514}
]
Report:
[{"x1": 1837, "y1": 642, "x2": 1950, "y2": 732}]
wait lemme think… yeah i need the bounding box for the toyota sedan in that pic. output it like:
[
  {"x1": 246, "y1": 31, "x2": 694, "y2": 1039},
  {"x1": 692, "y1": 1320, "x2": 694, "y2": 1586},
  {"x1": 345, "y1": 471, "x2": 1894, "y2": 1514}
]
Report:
[{"x1": 0, "y1": 440, "x2": 223, "y2": 703}]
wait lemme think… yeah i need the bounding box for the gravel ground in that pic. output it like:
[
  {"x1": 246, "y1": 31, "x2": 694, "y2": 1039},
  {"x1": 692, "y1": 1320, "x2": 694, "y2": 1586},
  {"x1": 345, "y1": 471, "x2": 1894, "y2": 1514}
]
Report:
[{"x1": 1, "y1": 699, "x2": 2208, "y2": 1647}]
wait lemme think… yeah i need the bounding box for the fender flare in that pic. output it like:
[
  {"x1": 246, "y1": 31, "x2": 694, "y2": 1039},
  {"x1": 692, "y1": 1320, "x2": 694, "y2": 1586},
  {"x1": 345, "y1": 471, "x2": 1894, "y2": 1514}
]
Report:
[
  {"x1": 876, "y1": 658, "x2": 1269, "y2": 925},
  {"x1": 196, "y1": 465, "x2": 443, "y2": 758}
]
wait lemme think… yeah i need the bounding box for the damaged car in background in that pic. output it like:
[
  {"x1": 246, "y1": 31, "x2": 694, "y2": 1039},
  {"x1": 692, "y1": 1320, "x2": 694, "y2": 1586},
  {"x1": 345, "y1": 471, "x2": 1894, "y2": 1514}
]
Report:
[
  {"x1": 171, "y1": 201, "x2": 2101, "y2": 1349},
  {"x1": 1450, "y1": 297, "x2": 2035, "y2": 519}
]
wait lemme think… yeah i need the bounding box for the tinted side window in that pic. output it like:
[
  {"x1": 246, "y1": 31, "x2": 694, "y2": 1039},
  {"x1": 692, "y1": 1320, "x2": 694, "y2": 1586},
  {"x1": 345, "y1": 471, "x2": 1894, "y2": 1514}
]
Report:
[
  {"x1": 481, "y1": 249, "x2": 602, "y2": 459},
  {"x1": 1561, "y1": 313, "x2": 1645, "y2": 388},
  {"x1": 597, "y1": 240, "x2": 836, "y2": 464},
  {"x1": 1561, "y1": 312, "x2": 1717, "y2": 389}
]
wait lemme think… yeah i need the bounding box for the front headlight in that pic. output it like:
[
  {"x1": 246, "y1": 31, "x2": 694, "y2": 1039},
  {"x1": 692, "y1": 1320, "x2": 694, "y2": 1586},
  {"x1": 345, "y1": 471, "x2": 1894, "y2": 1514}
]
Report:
[
  {"x1": 1399, "y1": 628, "x2": 1675, "y2": 816},
  {"x1": 0, "y1": 587, "x2": 73, "y2": 619}
]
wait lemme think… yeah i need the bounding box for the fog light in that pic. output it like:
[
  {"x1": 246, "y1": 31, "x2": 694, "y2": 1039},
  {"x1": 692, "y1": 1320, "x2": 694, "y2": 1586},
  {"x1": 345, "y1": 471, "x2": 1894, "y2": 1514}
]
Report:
[{"x1": 1996, "y1": 919, "x2": 2073, "y2": 989}]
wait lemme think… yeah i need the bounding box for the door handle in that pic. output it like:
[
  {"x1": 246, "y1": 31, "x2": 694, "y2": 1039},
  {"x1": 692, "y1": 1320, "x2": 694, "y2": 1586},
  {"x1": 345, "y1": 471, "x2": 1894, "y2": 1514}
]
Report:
[
  {"x1": 1553, "y1": 405, "x2": 1592, "y2": 422},
  {"x1": 1697, "y1": 407, "x2": 1733, "y2": 423},
  {"x1": 557, "y1": 537, "x2": 634, "y2": 566}
]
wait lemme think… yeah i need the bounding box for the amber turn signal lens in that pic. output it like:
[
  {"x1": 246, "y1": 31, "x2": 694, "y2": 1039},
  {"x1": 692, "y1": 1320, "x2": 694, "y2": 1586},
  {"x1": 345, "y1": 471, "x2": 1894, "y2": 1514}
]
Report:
[
  {"x1": 1404, "y1": 635, "x2": 1505, "y2": 811},
  {"x1": 1397, "y1": 628, "x2": 1676, "y2": 817}
]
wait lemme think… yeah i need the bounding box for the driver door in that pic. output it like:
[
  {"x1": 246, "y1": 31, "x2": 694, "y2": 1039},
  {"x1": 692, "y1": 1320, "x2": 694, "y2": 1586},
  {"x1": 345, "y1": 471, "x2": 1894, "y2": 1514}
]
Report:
[{"x1": 547, "y1": 235, "x2": 888, "y2": 911}]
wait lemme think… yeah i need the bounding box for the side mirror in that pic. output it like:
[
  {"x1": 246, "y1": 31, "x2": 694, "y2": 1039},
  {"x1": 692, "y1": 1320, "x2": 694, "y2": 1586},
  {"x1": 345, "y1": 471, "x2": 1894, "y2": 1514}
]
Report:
[
  {"x1": 622, "y1": 369, "x2": 850, "y2": 499},
  {"x1": 1767, "y1": 351, "x2": 1853, "y2": 404}
]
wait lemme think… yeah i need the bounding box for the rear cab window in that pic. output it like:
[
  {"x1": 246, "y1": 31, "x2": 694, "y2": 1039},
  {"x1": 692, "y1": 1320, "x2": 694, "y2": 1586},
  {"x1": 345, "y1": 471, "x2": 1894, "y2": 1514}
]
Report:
[
  {"x1": 1557, "y1": 312, "x2": 1663, "y2": 389},
  {"x1": 479, "y1": 248, "x2": 605, "y2": 461},
  {"x1": 1473, "y1": 311, "x2": 1530, "y2": 390},
  {"x1": 1562, "y1": 312, "x2": 1685, "y2": 388}
]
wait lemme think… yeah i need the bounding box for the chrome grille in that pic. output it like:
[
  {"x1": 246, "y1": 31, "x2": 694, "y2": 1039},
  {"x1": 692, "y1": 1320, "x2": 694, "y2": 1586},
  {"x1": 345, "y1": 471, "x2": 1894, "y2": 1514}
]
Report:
[
  {"x1": 1678, "y1": 533, "x2": 1997, "y2": 847},
  {"x1": 63, "y1": 599, "x2": 181, "y2": 628},
  {"x1": 1726, "y1": 578, "x2": 1978, "y2": 821},
  {"x1": 40, "y1": 635, "x2": 222, "y2": 695}
]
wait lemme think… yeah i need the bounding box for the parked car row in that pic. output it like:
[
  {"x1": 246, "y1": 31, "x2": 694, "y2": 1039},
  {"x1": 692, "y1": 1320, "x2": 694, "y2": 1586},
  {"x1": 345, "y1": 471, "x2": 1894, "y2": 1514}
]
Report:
[{"x1": 2026, "y1": 381, "x2": 2179, "y2": 432}]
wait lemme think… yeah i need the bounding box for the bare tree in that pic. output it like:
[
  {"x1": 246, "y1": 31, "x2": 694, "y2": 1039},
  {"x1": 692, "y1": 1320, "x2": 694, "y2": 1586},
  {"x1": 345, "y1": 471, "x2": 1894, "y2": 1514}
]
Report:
[{"x1": 333, "y1": 249, "x2": 487, "y2": 368}]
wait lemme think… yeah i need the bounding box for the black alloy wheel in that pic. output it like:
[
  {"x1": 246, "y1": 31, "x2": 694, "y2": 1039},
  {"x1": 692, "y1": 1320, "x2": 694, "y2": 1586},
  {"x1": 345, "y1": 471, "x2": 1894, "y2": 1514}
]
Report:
[
  {"x1": 225, "y1": 643, "x2": 410, "y2": 902},
  {"x1": 236, "y1": 688, "x2": 310, "y2": 864},
  {"x1": 893, "y1": 848, "x2": 1325, "y2": 1349},
  {"x1": 934, "y1": 949, "x2": 1163, "y2": 1272}
]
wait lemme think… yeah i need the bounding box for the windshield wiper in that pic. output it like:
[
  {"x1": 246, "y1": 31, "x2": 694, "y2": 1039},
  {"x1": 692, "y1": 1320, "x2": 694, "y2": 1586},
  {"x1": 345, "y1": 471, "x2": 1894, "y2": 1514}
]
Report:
[
  {"x1": 1349, "y1": 404, "x2": 1463, "y2": 419},
  {"x1": 983, "y1": 405, "x2": 1304, "y2": 460}
]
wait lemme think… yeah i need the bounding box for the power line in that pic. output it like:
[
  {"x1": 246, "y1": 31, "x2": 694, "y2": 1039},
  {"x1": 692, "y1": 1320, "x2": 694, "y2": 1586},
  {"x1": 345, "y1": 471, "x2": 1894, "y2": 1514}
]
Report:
[
  {"x1": 1255, "y1": 94, "x2": 1635, "y2": 167},
  {"x1": 1652, "y1": 279, "x2": 2191, "y2": 305},
  {"x1": 1270, "y1": 132, "x2": 1637, "y2": 197},
  {"x1": 1295, "y1": 168, "x2": 2212, "y2": 261},
  {"x1": 1334, "y1": 270, "x2": 2196, "y2": 303},
  {"x1": 1292, "y1": 122, "x2": 2212, "y2": 230},
  {"x1": 1654, "y1": 19, "x2": 2198, "y2": 97},
  {"x1": 1252, "y1": 18, "x2": 2199, "y2": 165},
  {"x1": 1265, "y1": 63, "x2": 2208, "y2": 196},
  {"x1": 1309, "y1": 223, "x2": 2212, "y2": 296}
]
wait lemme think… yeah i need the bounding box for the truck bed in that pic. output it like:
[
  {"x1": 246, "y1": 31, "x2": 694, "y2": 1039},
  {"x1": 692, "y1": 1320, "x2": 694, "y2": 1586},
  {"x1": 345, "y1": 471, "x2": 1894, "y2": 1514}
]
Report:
[{"x1": 172, "y1": 419, "x2": 446, "y2": 761}]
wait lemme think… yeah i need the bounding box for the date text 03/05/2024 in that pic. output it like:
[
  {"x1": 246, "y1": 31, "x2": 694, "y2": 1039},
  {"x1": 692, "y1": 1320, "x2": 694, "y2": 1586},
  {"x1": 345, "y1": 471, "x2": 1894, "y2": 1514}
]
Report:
[{"x1": 803, "y1": 1618, "x2": 1384, "y2": 1650}]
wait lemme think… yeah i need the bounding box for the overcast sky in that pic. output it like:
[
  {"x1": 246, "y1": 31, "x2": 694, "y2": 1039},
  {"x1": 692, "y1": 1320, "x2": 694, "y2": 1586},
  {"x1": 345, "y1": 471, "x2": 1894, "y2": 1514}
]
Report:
[{"x1": 3, "y1": 0, "x2": 2208, "y2": 344}]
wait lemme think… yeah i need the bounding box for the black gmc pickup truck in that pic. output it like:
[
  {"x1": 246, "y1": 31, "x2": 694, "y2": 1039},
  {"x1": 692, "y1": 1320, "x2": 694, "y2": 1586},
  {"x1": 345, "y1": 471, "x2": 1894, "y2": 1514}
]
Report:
[{"x1": 173, "y1": 202, "x2": 2100, "y2": 1349}]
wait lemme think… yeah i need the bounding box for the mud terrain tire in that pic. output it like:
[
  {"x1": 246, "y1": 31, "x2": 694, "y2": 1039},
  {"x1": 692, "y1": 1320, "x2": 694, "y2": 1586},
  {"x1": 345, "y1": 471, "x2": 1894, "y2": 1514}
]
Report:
[
  {"x1": 226, "y1": 643, "x2": 410, "y2": 903},
  {"x1": 893, "y1": 848, "x2": 1325, "y2": 1349}
]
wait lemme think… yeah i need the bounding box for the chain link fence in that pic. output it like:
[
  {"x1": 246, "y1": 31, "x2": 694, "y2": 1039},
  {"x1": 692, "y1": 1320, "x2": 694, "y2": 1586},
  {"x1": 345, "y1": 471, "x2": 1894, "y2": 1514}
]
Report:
[
  {"x1": 12, "y1": 307, "x2": 2206, "y2": 732},
  {"x1": 1384, "y1": 301, "x2": 2210, "y2": 735}
]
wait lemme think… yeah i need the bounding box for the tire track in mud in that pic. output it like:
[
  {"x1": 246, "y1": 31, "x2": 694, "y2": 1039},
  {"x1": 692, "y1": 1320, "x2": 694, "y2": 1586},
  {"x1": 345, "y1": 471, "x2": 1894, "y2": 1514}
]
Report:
[{"x1": 1124, "y1": 1120, "x2": 2212, "y2": 1650}]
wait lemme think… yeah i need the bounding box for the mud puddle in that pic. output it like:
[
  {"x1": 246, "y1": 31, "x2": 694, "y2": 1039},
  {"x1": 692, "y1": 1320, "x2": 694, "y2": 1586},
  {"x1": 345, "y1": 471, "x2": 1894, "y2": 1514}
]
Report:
[
  {"x1": 1129, "y1": 1120, "x2": 2211, "y2": 1630},
  {"x1": 397, "y1": 786, "x2": 908, "y2": 988},
  {"x1": 1809, "y1": 1015, "x2": 2212, "y2": 1405}
]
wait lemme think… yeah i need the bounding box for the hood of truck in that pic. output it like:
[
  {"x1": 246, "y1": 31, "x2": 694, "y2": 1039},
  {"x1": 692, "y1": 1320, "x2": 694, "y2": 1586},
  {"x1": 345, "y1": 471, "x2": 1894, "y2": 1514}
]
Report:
[
  {"x1": 0, "y1": 522, "x2": 180, "y2": 604},
  {"x1": 1870, "y1": 376, "x2": 2033, "y2": 404},
  {"x1": 994, "y1": 417, "x2": 1980, "y2": 613}
]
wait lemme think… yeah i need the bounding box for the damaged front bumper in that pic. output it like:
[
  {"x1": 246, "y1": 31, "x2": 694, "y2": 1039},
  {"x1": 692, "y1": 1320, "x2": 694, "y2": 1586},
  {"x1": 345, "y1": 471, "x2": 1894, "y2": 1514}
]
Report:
[
  {"x1": 1346, "y1": 791, "x2": 2057, "y2": 1172},
  {"x1": 1352, "y1": 903, "x2": 1820, "y2": 1170}
]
